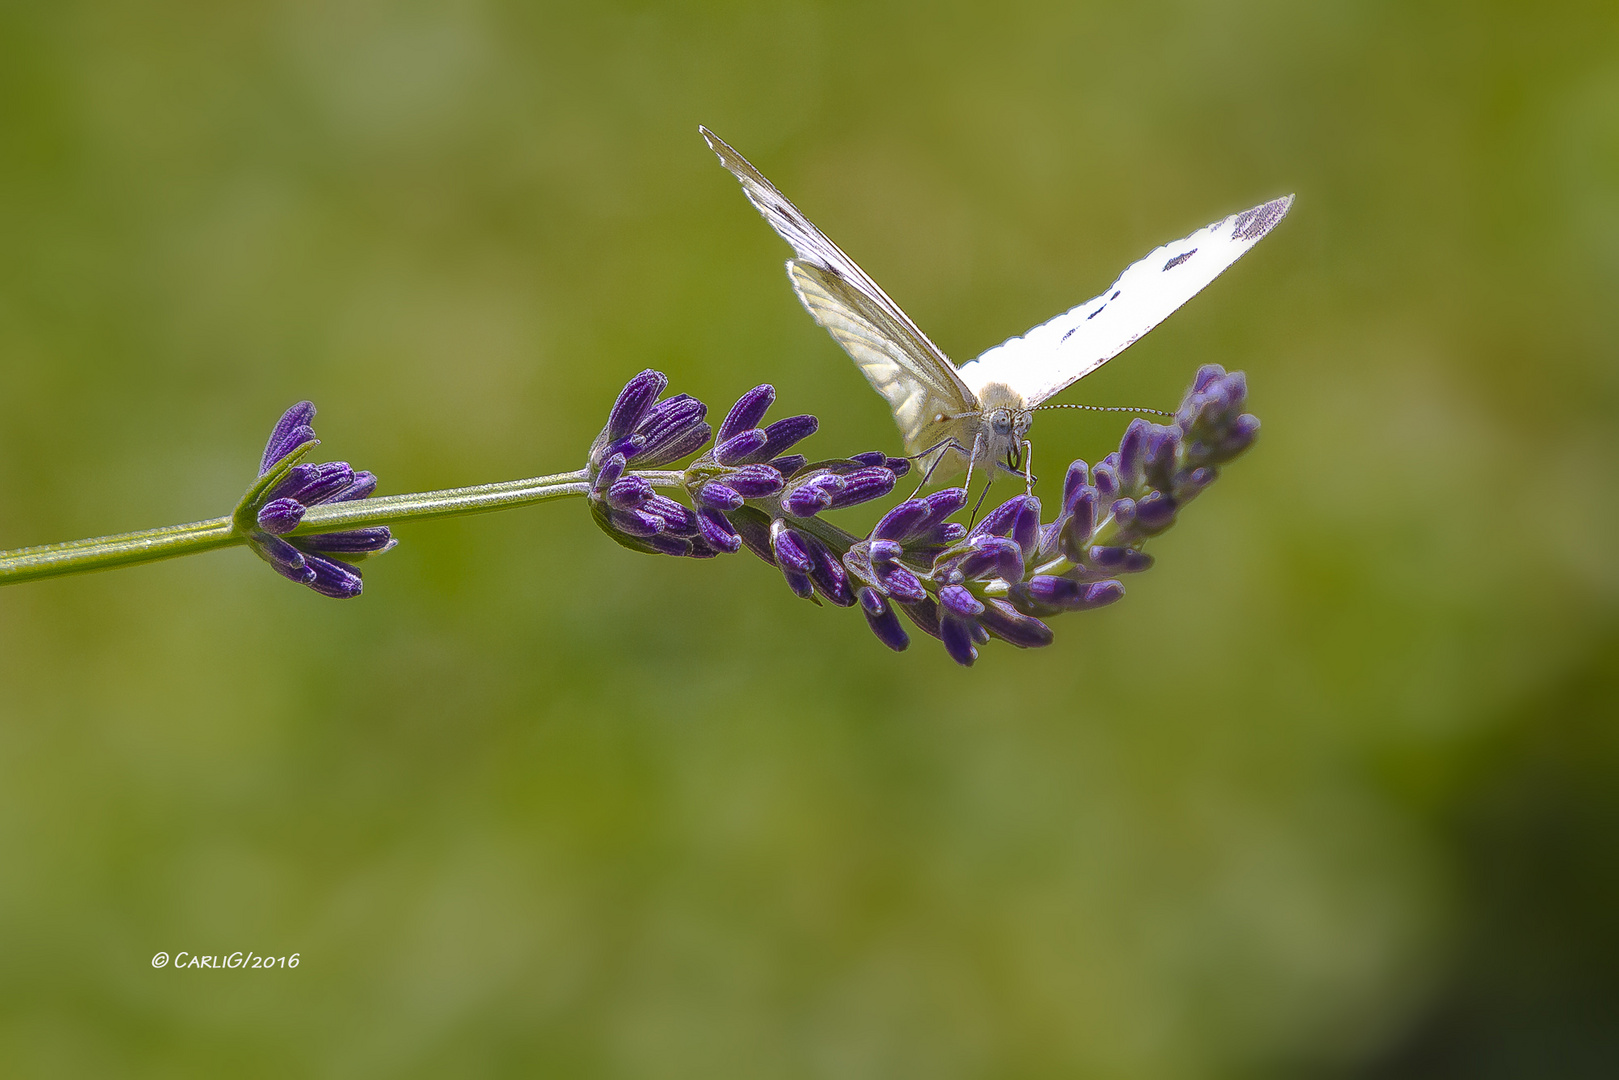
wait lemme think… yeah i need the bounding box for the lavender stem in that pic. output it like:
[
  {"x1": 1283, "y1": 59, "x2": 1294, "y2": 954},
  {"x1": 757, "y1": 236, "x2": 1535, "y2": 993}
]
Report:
[{"x1": 0, "y1": 469, "x2": 596, "y2": 586}]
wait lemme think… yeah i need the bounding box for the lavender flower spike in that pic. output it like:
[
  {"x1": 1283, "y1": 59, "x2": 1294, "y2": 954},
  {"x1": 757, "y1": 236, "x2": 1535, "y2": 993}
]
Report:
[
  {"x1": 237, "y1": 402, "x2": 396, "y2": 599},
  {"x1": 583, "y1": 364, "x2": 1260, "y2": 667}
]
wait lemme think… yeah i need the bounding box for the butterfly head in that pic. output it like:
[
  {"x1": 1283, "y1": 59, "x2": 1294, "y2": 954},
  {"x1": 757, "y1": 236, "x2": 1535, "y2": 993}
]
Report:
[{"x1": 973, "y1": 382, "x2": 1032, "y2": 472}]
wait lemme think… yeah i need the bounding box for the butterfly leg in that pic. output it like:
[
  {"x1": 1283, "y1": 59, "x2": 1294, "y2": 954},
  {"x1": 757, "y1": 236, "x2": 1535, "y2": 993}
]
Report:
[
  {"x1": 968, "y1": 469, "x2": 998, "y2": 528},
  {"x1": 905, "y1": 436, "x2": 976, "y2": 499},
  {"x1": 960, "y1": 432, "x2": 985, "y2": 499}
]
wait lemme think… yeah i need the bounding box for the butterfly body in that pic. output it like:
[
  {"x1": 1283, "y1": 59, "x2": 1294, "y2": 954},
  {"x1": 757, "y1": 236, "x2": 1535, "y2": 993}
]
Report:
[{"x1": 701, "y1": 126, "x2": 1291, "y2": 483}]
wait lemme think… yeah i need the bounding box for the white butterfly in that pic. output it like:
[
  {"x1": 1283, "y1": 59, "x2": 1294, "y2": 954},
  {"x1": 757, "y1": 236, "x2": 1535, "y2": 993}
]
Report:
[{"x1": 701, "y1": 126, "x2": 1292, "y2": 484}]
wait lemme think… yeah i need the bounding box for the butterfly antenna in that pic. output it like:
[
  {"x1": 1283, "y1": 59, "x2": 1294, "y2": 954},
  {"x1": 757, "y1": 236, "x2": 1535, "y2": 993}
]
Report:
[{"x1": 1033, "y1": 403, "x2": 1174, "y2": 418}]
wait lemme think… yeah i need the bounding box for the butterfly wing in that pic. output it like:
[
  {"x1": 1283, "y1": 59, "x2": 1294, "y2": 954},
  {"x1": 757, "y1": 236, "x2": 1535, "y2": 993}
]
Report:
[
  {"x1": 701, "y1": 126, "x2": 978, "y2": 457},
  {"x1": 955, "y1": 196, "x2": 1293, "y2": 406}
]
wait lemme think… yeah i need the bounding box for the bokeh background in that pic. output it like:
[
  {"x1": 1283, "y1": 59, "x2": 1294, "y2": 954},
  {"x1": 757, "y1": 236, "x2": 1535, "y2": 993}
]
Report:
[{"x1": 1, "y1": 1, "x2": 1616, "y2": 1075}]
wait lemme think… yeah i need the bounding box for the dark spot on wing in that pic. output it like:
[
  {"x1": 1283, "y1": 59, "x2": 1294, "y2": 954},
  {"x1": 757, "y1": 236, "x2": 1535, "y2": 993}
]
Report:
[
  {"x1": 1087, "y1": 304, "x2": 1105, "y2": 320},
  {"x1": 1060, "y1": 326, "x2": 1078, "y2": 343},
  {"x1": 1232, "y1": 196, "x2": 1293, "y2": 241},
  {"x1": 1111, "y1": 290, "x2": 1121, "y2": 300},
  {"x1": 1162, "y1": 249, "x2": 1196, "y2": 271}
]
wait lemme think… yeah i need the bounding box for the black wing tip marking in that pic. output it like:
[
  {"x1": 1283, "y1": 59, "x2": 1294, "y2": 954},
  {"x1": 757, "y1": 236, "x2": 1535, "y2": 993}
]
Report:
[
  {"x1": 1232, "y1": 194, "x2": 1295, "y2": 242},
  {"x1": 1162, "y1": 249, "x2": 1197, "y2": 271}
]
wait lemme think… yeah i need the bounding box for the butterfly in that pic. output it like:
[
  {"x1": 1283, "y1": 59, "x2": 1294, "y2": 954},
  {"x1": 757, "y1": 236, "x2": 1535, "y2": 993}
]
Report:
[{"x1": 701, "y1": 126, "x2": 1292, "y2": 486}]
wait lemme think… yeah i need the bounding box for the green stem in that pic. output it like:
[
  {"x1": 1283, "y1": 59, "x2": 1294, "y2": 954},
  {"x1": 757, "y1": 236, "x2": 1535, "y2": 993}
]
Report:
[
  {"x1": 0, "y1": 517, "x2": 241, "y2": 585},
  {"x1": 289, "y1": 470, "x2": 593, "y2": 534},
  {"x1": 0, "y1": 468, "x2": 599, "y2": 587}
]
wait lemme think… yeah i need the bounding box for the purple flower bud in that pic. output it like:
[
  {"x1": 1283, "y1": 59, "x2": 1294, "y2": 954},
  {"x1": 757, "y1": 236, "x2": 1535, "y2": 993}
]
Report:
[
  {"x1": 1192, "y1": 363, "x2": 1226, "y2": 393},
  {"x1": 256, "y1": 497, "x2": 306, "y2": 535},
  {"x1": 1117, "y1": 419, "x2": 1149, "y2": 488},
  {"x1": 1013, "y1": 498, "x2": 1041, "y2": 557},
  {"x1": 697, "y1": 507, "x2": 742, "y2": 553},
  {"x1": 718, "y1": 384, "x2": 775, "y2": 442},
  {"x1": 806, "y1": 536, "x2": 855, "y2": 606},
  {"x1": 290, "y1": 462, "x2": 357, "y2": 506},
  {"x1": 757, "y1": 414, "x2": 818, "y2": 461},
  {"x1": 252, "y1": 533, "x2": 313, "y2": 582},
  {"x1": 259, "y1": 401, "x2": 319, "y2": 475},
  {"x1": 979, "y1": 599, "x2": 1053, "y2": 649},
  {"x1": 875, "y1": 560, "x2": 926, "y2": 603},
  {"x1": 1110, "y1": 497, "x2": 1136, "y2": 529},
  {"x1": 642, "y1": 423, "x2": 713, "y2": 468},
  {"x1": 604, "y1": 369, "x2": 667, "y2": 443},
  {"x1": 1063, "y1": 460, "x2": 1090, "y2": 508},
  {"x1": 304, "y1": 554, "x2": 365, "y2": 599},
  {"x1": 944, "y1": 536, "x2": 1023, "y2": 584},
  {"x1": 1211, "y1": 371, "x2": 1247, "y2": 411},
  {"x1": 333, "y1": 471, "x2": 378, "y2": 502},
  {"x1": 1019, "y1": 574, "x2": 1082, "y2": 608},
  {"x1": 635, "y1": 394, "x2": 710, "y2": 466},
  {"x1": 914, "y1": 488, "x2": 968, "y2": 532},
  {"x1": 1133, "y1": 490, "x2": 1177, "y2": 532},
  {"x1": 769, "y1": 454, "x2": 807, "y2": 478},
  {"x1": 1093, "y1": 462, "x2": 1119, "y2": 501},
  {"x1": 1177, "y1": 466, "x2": 1216, "y2": 500},
  {"x1": 1143, "y1": 427, "x2": 1181, "y2": 491},
  {"x1": 868, "y1": 538, "x2": 904, "y2": 563},
  {"x1": 874, "y1": 499, "x2": 931, "y2": 541},
  {"x1": 603, "y1": 433, "x2": 646, "y2": 462},
  {"x1": 1088, "y1": 546, "x2": 1154, "y2": 573},
  {"x1": 592, "y1": 453, "x2": 626, "y2": 495},
  {"x1": 696, "y1": 481, "x2": 743, "y2": 512},
  {"x1": 859, "y1": 588, "x2": 910, "y2": 651},
  {"x1": 1220, "y1": 414, "x2": 1260, "y2": 458},
  {"x1": 826, "y1": 466, "x2": 896, "y2": 510},
  {"x1": 939, "y1": 583, "x2": 984, "y2": 619},
  {"x1": 296, "y1": 527, "x2": 396, "y2": 554},
  {"x1": 777, "y1": 565, "x2": 814, "y2": 599},
  {"x1": 1081, "y1": 580, "x2": 1124, "y2": 608},
  {"x1": 643, "y1": 494, "x2": 698, "y2": 536},
  {"x1": 771, "y1": 524, "x2": 814, "y2": 574},
  {"x1": 610, "y1": 507, "x2": 663, "y2": 536},
  {"x1": 940, "y1": 615, "x2": 979, "y2": 666},
  {"x1": 973, "y1": 495, "x2": 1024, "y2": 538},
  {"x1": 1012, "y1": 574, "x2": 1123, "y2": 612},
  {"x1": 1067, "y1": 487, "x2": 1096, "y2": 546},
  {"x1": 725, "y1": 464, "x2": 785, "y2": 499},
  {"x1": 850, "y1": 451, "x2": 912, "y2": 478},
  {"x1": 714, "y1": 428, "x2": 768, "y2": 466},
  {"x1": 264, "y1": 463, "x2": 318, "y2": 503},
  {"x1": 783, "y1": 476, "x2": 838, "y2": 518},
  {"x1": 607, "y1": 475, "x2": 653, "y2": 510}
]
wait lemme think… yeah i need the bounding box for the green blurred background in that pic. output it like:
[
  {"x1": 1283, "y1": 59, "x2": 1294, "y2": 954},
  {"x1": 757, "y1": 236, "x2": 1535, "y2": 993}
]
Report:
[{"x1": 2, "y1": 1, "x2": 1616, "y2": 1075}]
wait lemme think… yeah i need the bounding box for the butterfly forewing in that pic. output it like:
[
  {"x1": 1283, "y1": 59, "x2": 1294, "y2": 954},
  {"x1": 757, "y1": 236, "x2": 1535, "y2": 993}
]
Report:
[
  {"x1": 701, "y1": 127, "x2": 978, "y2": 454},
  {"x1": 955, "y1": 196, "x2": 1293, "y2": 407}
]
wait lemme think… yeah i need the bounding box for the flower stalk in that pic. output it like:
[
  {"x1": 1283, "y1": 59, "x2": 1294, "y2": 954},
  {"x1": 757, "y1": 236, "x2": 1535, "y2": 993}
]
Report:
[{"x1": 0, "y1": 473, "x2": 597, "y2": 586}]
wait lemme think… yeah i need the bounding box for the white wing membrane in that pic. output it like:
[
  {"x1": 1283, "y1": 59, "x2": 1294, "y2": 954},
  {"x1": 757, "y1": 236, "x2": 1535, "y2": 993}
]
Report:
[
  {"x1": 955, "y1": 196, "x2": 1293, "y2": 406},
  {"x1": 700, "y1": 126, "x2": 977, "y2": 452}
]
